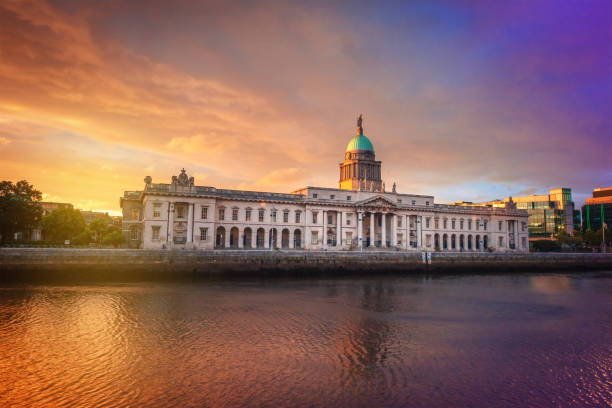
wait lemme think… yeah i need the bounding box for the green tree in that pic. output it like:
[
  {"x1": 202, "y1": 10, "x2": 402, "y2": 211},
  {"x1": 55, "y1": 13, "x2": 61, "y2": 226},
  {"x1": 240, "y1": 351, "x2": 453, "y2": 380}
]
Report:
[
  {"x1": 89, "y1": 218, "x2": 110, "y2": 244},
  {"x1": 41, "y1": 207, "x2": 86, "y2": 243},
  {"x1": 72, "y1": 228, "x2": 93, "y2": 246},
  {"x1": 102, "y1": 230, "x2": 125, "y2": 248},
  {"x1": 557, "y1": 230, "x2": 582, "y2": 247},
  {"x1": 0, "y1": 180, "x2": 42, "y2": 244},
  {"x1": 584, "y1": 228, "x2": 612, "y2": 246}
]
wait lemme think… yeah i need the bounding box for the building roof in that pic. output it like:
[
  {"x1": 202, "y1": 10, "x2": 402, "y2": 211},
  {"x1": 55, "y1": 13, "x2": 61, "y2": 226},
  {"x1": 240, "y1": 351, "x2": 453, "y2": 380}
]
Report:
[{"x1": 346, "y1": 134, "x2": 374, "y2": 152}]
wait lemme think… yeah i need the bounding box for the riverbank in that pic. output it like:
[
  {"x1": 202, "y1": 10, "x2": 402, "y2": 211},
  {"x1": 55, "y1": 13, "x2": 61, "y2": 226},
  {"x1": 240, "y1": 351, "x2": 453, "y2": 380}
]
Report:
[{"x1": 1, "y1": 248, "x2": 611, "y2": 282}]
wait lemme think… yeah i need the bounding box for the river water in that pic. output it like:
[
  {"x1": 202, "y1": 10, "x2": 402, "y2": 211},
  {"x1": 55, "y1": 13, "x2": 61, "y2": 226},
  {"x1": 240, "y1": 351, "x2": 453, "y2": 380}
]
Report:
[{"x1": 0, "y1": 272, "x2": 610, "y2": 407}]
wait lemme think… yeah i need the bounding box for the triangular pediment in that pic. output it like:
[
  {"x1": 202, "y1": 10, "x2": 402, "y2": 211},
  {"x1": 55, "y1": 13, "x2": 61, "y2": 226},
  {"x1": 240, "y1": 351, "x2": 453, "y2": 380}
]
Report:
[{"x1": 356, "y1": 195, "x2": 398, "y2": 209}]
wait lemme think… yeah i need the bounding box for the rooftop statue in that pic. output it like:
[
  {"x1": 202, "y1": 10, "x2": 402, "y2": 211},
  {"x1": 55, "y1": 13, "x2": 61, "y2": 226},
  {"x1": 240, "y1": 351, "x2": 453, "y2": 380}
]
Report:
[
  {"x1": 357, "y1": 114, "x2": 363, "y2": 134},
  {"x1": 172, "y1": 169, "x2": 194, "y2": 187}
]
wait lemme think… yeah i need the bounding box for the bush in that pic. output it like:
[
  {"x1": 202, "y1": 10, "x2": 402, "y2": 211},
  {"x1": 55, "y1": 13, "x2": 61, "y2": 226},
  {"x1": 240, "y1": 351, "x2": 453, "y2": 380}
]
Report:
[
  {"x1": 73, "y1": 229, "x2": 93, "y2": 245},
  {"x1": 101, "y1": 230, "x2": 125, "y2": 248},
  {"x1": 532, "y1": 240, "x2": 562, "y2": 252}
]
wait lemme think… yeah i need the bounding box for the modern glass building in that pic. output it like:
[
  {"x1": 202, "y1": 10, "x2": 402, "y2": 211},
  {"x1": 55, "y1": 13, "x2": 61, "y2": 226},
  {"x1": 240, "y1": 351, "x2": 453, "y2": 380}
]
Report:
[
  {"x1": 480, "y1": 188, "x2": 577, "y2": 239},
  {"x1": 581, "y1": 187, "x2": 612, "y2": 232}
]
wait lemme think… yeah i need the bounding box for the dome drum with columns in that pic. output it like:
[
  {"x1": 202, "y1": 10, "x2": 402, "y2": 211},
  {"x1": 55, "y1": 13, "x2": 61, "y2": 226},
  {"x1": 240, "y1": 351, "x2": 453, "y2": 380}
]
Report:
[
  {"x1": 339, "y1": 115, "x2": 382, "y2": 192},
  {"x1": 120, "y1": 115, "x2": 529, "y2": 253}
]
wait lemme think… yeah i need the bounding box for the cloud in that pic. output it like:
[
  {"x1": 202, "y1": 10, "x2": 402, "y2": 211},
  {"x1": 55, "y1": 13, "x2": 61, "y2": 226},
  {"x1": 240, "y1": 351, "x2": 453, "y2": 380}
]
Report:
[{"x1": 0, "y1": 0, "x2": 610, "y2": 211}]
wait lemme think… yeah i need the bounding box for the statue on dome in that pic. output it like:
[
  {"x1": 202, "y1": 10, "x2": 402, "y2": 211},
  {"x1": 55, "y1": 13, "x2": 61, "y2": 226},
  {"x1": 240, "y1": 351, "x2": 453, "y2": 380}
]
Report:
[
  {"x1": 392, "y1": 182, "x2": 396, "y2": 193},
  {"x1": 357, "y1": 114, "x2": 363, "y2": 135}
]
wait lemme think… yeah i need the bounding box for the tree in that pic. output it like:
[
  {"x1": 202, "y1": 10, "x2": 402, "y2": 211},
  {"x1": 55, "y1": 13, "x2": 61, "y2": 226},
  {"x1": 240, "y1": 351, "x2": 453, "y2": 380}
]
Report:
[
  {"x1": 73, "y1": 228, "x2": 93, "y2": 246},
  {"x1": 41, "y1": 207, "x2": 86, "y2": 243},
  {"x1": 0, "y1": 180, "x2": 42, "y2": 244},
  {"x1": 102, "y1": 230, "x2": 125, "y2": 248},
  {"x1": 557, "y1": 230, "x2": 582, "y2": 247},
  {"x1": 89, "y1": 218, "x2": 110, "y2": 244}
]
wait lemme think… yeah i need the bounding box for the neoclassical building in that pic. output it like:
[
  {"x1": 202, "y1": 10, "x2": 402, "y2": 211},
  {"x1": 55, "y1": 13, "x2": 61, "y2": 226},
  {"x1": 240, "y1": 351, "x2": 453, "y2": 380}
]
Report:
[{"x1": 121, "y1": 118, "x2": 529, "y2": 252}]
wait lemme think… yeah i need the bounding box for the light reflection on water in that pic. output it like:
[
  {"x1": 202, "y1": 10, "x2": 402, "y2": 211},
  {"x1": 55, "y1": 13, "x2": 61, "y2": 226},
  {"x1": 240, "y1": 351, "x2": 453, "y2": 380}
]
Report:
[{"x1": 1, "y1": 273, "x2": 611, "y2": 407}]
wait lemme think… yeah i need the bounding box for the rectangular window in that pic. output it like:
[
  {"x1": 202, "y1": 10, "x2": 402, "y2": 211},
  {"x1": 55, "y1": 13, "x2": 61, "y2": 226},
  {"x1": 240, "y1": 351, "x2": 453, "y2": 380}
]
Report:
[
  {"x1": 313, "y1": 193, "x2": 318, "y2": 199},
  {"x1": 245, "y1": 209, "x2": 252, "y2": 222},
  {"x1": 398, "y1": 217, "x2": 402, "y2": 227},
  {"x1": 295, "y1": 211, "x2": 301, "y2": 223},
  {"x1": 476, "y1": 221, "x2": 480, "y2": 230},
  {"x1": 346, "y1": 214, "x2": 352, "y2": 225},
  {"x1": 131, "y1": 208, "x2": 139, "y2": 220},
  {"x1": 312, "y1": 212, "x2": 318, "y2": 224},
  {"x1": 499, "y1": 236, "x2": 504, "y2": 247},
  {"x1": 201, "y1": 206, "x2": 208, "y2": 220},
  {"x1": 232, "y1": 208, "x2": 238, "y2": 221},
  {"x1": 271, "y1": 210, "x2": 277, "y2": 222},
  {"x1": 460, "y1": 219, "x2": 464, "y2": 229},
  {"x1": 311, "y1": 231, "x2": 318, "y2": 244},
  {"x1": 328, "y1": 215, "x2": 333, "y2": 224},
  {"x1": 200, "y1": 227, "x2": 208, "y2": 241},
  {"x1": 347, "y1": 196, "x2": 351, "y2": 201},
  {"x1": 283, "y1": 211, "x2": 289, "y2": 223},
  {"x1": 522, "y1": 222, "x2": 526, "y2": 232},
  {"x1": 258, "y1": 209, "x2": 264, "y2": 222},
  {"x1": 219, "y1": 208, "x2": 225, "y2": 221},
  {"x1": 425, "y1": 218, "x2": 430, "y2": 228},
  {"x1": 412, "y1": 200, "x2": 416, "y2": 205},
  {"x1": 131, "y1": 226, "x2": 138, "y2": 240},
  {"x1": 452, "y1": 220, "x2": 456, "y2": 229},
  {"x1": 443, "y1": 219, "x2": 447, "y2": 229},
  {"x1": 522, "y1": 237, "x2": 527, "y2": 248},
  {"x1": 434, "y1": 218, "x2": 439, "y2": 229},
  {"x1": 398, "y1": 199, "x2": 402, "y2": 204},
  {"x1": 484, "y1": 221, "x2": 488, "y2": 231},
  {"x1": 345, "y1": 231, "x2": 352, "y2": 244},
  {"x1": 426, "y1": 201, "x2": 429, "y2": 206},
  {"x1": 152, "y1": 226, "x2": 160, "y2": 240},
  {"x1": 153, "y1": 203, "x2": 161, "y2": 218},
  {"x1": 498, "y1": 221, "x2": 502, "y2": 231},
  {"x1": 176, "y1": 206, "x2": 185, "y2": 219},
  {"x1": 468, "y1": 220, "x2": 472, "y2": 230},
  {"x1": 330, "y1": 195, "x2": 335, "y2": 199}
]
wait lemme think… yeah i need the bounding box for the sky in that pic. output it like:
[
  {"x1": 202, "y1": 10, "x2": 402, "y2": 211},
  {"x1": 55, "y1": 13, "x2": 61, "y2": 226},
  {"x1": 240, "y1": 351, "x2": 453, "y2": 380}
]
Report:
[{"x1": 1, "y1": 0, "x2": 610, "y2": 215}]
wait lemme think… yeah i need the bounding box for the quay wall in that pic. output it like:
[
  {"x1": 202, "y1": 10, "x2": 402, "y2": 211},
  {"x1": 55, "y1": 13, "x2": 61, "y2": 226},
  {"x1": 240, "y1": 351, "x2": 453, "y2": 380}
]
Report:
[{"x1": 1, "y1": 248, "x2": 611, "y2": 282}]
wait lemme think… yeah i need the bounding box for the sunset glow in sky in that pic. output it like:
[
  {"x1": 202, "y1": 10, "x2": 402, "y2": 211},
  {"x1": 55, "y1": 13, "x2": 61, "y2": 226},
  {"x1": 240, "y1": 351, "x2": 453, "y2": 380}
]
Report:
[{"x1": 1, "y1": 0, "x2": 610, "y2": 214}]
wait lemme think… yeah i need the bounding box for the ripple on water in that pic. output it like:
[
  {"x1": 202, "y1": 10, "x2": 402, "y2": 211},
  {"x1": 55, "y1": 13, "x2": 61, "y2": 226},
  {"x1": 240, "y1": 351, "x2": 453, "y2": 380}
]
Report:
[{"x1": 0, "y1": 274, "x2": 610, "y2": 408}]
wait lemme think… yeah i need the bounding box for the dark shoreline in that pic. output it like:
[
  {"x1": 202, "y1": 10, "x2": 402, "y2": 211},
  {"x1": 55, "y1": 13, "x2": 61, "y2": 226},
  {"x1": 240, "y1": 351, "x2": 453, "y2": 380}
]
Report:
[{"x1": 1, "y1": 248, "x2": 611, "y2": 283}]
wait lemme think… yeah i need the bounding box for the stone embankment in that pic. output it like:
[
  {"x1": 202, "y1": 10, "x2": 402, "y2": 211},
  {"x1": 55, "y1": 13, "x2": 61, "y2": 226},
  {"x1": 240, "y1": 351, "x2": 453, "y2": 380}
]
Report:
[{"x1": 1, "y1": 248, "x2": 611, "y2": 282}]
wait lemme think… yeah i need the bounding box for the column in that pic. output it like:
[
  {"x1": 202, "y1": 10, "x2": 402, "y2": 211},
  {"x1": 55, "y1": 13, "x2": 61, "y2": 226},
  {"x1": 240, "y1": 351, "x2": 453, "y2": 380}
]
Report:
[
  {"x1": 358, "y1": 211, "x2": 363, "y2": 248},
  {"x1": 187, "y1": 203, "x2": 193, "y2": 244},
  {"x1": 402, "y1": 214, "x2": 410, "y2": 249},
  {"x1": 391, "y1": 214, "x2": 397, "y2": 246},
  {"x1": 238, "y1": 227, "x2": 244, "y2": 249},
  {"x1": 416, "y1": 215, "x2": 422, "y2": 249},
  {"x1": 289, "y1": 230, "x2": 294, "y2": 249},
  {"x1": 336, "y1": 212, "x2": 342, "y2": 247},
  {"x1": 264, "y1": 228, "x2": 270, "y2": 249},
  {"x1": 167, "y1": 202, "x2": 174, "y2": 246},
  {"x1": 369, "y1": 212, "x2": 375, "y2": 247},
  {"x1": 225, "y1": 226, "x2": 231, "y2": 248},
  {"x1": 381, "y1": 213, "x2": 387, "y2": 247},
  {"x1": 322, "y1": 210, "x2": 327, "y2": 248}
]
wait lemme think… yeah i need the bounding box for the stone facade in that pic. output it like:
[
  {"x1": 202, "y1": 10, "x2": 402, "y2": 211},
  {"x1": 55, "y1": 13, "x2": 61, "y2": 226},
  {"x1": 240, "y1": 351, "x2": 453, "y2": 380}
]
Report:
[{"x1": 121, "y1": 122, "x2": 529, "y2": 252}]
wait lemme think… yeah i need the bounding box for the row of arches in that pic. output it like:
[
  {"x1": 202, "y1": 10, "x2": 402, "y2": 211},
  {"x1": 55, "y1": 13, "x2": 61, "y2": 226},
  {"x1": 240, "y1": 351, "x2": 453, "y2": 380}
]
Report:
[
  {"x1": 433, "y1": 233, "x2": 488, "y2": 251},
  {"x1": 215, "y1": 226, "x2": 302, "y2": 249}
]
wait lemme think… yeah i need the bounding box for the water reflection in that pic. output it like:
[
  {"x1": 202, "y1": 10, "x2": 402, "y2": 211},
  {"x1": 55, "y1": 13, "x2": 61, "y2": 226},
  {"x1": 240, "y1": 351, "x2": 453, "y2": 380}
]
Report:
[{"x1": 0, "y1": 273, "x2": 610, "y2": 408}]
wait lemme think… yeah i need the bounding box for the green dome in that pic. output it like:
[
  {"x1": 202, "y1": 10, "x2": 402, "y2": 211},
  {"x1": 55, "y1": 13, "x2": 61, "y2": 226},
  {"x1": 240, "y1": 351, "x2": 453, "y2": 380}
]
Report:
[{"x1": 346, "y1": 134, "x2": 374, "y2": 152}]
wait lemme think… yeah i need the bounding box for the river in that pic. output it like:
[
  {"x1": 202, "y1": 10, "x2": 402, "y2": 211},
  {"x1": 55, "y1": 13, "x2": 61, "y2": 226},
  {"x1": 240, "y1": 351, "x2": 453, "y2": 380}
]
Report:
[{"x1": 1, "y1": 272, "x2": 610, "y2": 407}]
